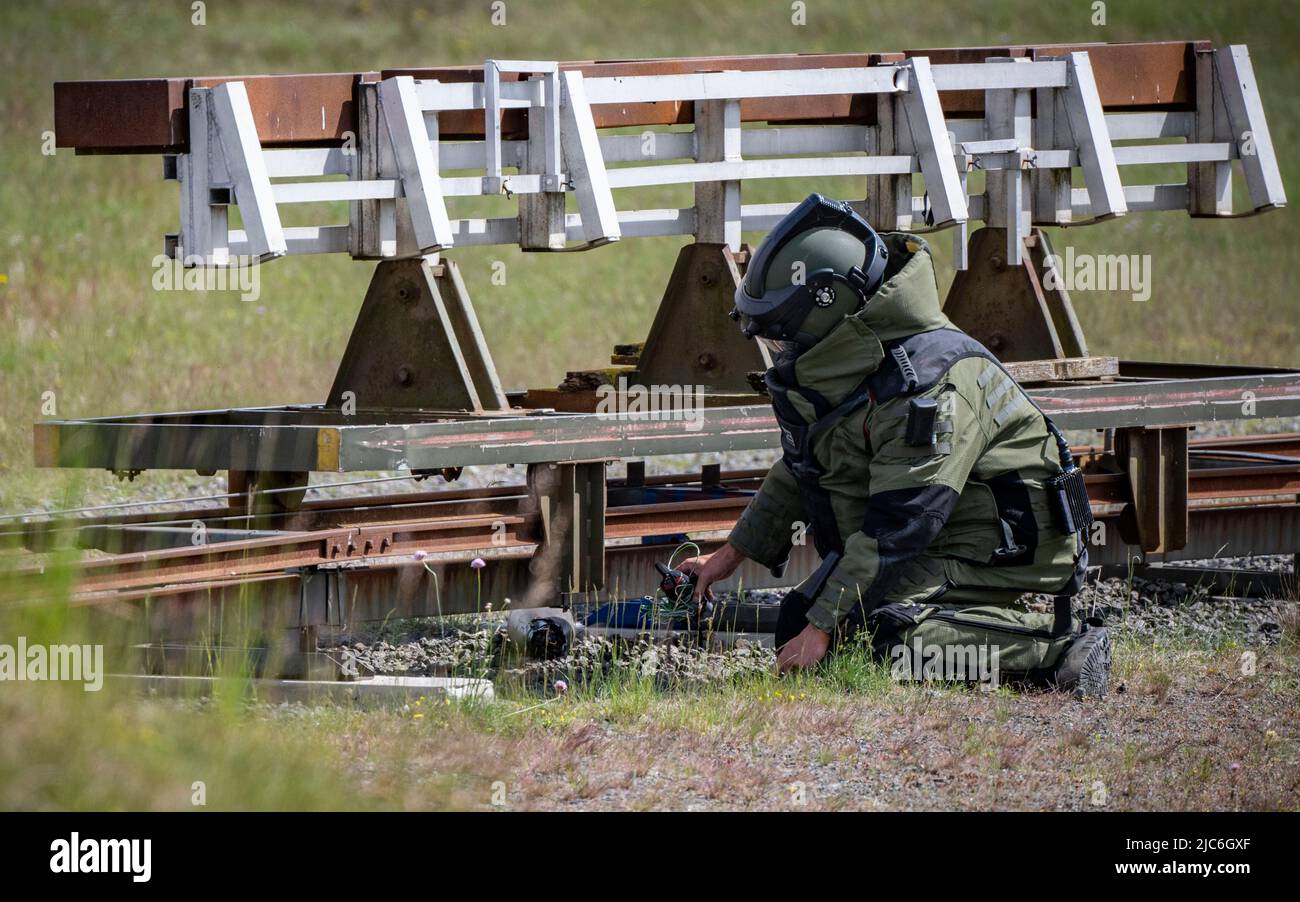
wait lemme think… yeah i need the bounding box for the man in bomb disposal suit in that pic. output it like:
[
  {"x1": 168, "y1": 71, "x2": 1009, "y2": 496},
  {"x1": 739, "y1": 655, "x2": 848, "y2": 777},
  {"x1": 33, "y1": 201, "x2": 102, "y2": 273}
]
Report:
[{"x1": 681, "y1": 194, "x2": 1110, "y2": 697}]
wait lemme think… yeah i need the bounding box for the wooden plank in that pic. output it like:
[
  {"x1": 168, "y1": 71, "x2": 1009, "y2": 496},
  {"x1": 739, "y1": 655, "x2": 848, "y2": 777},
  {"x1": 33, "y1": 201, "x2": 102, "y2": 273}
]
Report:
[
  {"x1": 1003, "y1": 356, "x2": 1120, "y2": 384},
  {"x1": 210, "y1": 81, "x2": 287, "y2": 260},
  {"x1": 1215, "y1": 45, "x2": 1287, "y2": 212},
  {"x1": 1061, "y1": 52, "x2": 1127, "y2": 220},
  {"x1": 378, "y1": 75, "x2": 453, "y2": 251},
  {"x1": 559, "y1": 70, "x2": 621, "y2": 245}
]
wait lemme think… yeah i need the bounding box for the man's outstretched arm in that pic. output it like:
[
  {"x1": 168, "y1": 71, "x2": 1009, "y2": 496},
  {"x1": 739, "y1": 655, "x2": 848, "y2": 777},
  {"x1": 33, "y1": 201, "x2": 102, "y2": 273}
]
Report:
[{"x1": 679, "y1": 460, "x2": 807, "y2": 599}]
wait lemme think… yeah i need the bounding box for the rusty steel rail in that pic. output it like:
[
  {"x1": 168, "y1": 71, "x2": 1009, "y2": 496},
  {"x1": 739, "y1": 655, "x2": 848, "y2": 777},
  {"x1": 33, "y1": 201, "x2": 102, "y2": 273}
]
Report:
[
  {"x1": 3, "y1": 469, "x2": 768, "y2": 552},
  {"x1": 3, "y1": 496, "x2": 751, "y2": 600},
  {"x1": 18, "y1": 501, "x2": 1300, "y2": 629}
]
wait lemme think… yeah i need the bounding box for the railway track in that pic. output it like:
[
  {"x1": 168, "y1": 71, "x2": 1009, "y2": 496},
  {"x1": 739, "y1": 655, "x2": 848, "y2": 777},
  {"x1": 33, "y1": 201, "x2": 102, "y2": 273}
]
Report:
[{"x1": 4, "y1": 432, "x2": 1299, "y2": 608}]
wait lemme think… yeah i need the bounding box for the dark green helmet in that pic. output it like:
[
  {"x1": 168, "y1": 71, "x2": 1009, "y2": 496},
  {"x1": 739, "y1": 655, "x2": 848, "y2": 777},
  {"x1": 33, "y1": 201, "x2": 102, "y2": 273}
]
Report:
[{"x1": 732, "y1": 194, "x2": 889, "y2": 355}]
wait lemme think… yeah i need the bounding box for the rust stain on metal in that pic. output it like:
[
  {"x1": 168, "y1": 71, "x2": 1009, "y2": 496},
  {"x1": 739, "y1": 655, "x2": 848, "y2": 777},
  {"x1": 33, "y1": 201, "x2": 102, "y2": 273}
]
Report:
[{"x1": 53, "y1": 42, "x2": 1208, "y2": 152}]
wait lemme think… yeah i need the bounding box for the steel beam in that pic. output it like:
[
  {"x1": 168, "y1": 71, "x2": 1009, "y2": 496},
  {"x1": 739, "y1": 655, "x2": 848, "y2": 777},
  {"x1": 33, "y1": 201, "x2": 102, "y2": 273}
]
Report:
[
  {"x1": 54, "y1": 42, "x2": 1209, "y2": 153},
  {"x1": 33, "y1": 365, "x2": 1300, "y2": 473}
]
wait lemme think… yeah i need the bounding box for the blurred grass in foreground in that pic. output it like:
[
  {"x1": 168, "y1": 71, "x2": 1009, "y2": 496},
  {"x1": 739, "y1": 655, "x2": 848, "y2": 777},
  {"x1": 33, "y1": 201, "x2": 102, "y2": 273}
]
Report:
[
  {"x1": 2, "y1": 594, "x2": 1297, "y2": 810},
  {"x1": 0, "y1": 514, "x2": 1296, "y2": 810}
]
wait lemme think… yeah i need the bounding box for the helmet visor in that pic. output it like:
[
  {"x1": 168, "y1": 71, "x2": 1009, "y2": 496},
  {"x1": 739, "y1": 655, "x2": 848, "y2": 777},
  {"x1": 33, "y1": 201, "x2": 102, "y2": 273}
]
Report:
[
  {"x1": 756, "y1": 336, "x2": 801, "y2": 357},
  {"x1": 733, "y1": 279, "x2": 805, "y2": 322}
]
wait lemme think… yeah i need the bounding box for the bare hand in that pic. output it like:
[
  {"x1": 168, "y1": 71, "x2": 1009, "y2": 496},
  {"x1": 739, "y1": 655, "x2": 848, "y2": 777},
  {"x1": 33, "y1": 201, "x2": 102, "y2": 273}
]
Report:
[
  {"x1": 776, "y1": 623, "x2": 830, "y2": 674},
  {"x1": 676, "y1": 541, "x2": 746, "y2": 603}
]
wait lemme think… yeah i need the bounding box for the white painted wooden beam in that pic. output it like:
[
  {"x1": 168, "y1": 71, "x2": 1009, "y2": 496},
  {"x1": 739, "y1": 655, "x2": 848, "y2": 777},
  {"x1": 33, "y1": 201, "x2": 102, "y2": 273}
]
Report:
[
  {"x1": 210, "y1": 81, "x2": 286, "y2": 261},
  {"x1": 379, "y1": 75, "x2": 454, "y2": 251}
]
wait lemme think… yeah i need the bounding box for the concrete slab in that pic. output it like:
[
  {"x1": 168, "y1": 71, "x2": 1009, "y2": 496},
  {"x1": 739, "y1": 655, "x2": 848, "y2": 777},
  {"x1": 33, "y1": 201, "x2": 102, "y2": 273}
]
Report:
[{"x1": 110, "y1": 673, "x2": 494, "y2": 705}]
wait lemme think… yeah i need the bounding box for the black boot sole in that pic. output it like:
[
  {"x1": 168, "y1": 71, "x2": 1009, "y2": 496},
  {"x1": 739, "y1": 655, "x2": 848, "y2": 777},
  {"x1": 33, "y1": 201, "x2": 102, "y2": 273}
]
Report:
[{"x1": 1056, "y1": 627, "x2": 1112, "y2": 699}]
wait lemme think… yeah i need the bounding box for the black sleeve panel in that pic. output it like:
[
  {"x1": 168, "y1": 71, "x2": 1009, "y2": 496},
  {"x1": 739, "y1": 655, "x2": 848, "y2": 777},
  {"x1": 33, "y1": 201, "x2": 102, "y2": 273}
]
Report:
[{"x1": 858, "y1": 483, "x2": 960, "y2": 609}]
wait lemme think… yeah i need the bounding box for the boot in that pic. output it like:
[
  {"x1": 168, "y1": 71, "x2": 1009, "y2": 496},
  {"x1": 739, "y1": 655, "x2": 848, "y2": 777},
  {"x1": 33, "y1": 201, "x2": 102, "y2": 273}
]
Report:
[{"x1": 1053, "y1": 623, "x2": 1112, "y2": 699}]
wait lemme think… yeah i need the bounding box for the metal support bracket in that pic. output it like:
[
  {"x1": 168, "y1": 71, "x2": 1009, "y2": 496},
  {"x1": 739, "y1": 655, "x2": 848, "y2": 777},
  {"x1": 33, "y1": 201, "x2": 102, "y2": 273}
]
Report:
[
  {"x1": 944, "y1": 226, "x2": 1090, "y2": 362},
  {"x1": 327, "y1": 257, "x2": 507, "y2": 412},
  {"x1": 180, "y1": 82, "x2": 289, "y2": 264},
  {"x1": 900, "y1": 56, "x2": 968, "y2": 228},
  {"x1": 1215, "y1": 45, "x2": 1287, "y2": 212},
  {"x1": 520, "y1": 460, "x2": 608, "y2": 604},
  {"x1": 1115, "y1": 426, "x2": 1190, "y2": 554},
  {"x1": 1060, "y1": 52, "x2": 1127, "y2": 221},
  {"x1": 637, "y1": 242, "x2": 769, "y2": 390},
  {"x1": 209, "y1": 81, "x2": 288, "y2": 262},
  {"x1": 177, "y1": 88, "x2": 227, "y2": 264}
]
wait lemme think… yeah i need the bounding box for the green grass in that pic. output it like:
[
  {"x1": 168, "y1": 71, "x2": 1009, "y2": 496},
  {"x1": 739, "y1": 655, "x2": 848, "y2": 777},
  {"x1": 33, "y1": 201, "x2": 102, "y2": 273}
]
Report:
[
  {"x1": 0, "y1": 0, "x2": 1298, "y2": 510},
  {"x1": 1, "y1": 534, "x2": 1296, "y2": 811},
  {"x1": 2, "y1": 608, "x2": 1295, "y2": 810}
]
